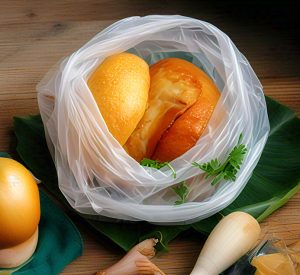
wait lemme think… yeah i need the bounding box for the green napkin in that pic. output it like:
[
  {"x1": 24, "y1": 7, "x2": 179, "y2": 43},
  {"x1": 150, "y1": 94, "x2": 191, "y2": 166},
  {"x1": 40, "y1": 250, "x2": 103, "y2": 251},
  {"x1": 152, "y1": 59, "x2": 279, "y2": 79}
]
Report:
[{"x1": 0, "y1": 190, "x2": 83, "y2": 275}]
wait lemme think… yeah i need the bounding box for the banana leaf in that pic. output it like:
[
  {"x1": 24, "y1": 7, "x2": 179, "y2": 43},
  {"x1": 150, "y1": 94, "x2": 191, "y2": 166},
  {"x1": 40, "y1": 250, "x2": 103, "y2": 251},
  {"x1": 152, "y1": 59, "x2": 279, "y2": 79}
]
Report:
[{"x1": 13, "y1": 96, "x2": 300, "y2": 251}]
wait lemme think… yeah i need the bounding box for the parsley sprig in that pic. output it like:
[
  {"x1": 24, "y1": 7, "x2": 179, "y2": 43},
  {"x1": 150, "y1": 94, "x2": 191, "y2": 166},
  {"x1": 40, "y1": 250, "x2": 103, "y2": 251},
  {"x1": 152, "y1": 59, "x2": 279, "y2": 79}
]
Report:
[
  {"x1": 172, "y1": 181, "x2": 189, "y2": 205},
  {"x1": 192, "y1": 134, "x2": 247, "y2": 186},
  {"x1": 140, "y1": 158, "x2": 176, "y2": 179}
]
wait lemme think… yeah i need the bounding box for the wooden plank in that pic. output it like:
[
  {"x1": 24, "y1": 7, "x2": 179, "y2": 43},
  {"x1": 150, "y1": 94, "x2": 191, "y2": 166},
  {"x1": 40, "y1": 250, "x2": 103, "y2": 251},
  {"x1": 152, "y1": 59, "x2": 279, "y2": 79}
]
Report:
[
  {"x1": 262, "y1": 77, "x2": 300, "y2": 113},
  {"x1": 0, "y1": 1, "x2": 249, "y2": 24},
  {"x1": 0, "y1": 1, "x2": 298, "y2": 27},
  {"x1": 0, "y1": 21, "x2": 112, "y2": 89},
  {"x1": 0, "y1": 19, "x2": 299, "y2": 80}
]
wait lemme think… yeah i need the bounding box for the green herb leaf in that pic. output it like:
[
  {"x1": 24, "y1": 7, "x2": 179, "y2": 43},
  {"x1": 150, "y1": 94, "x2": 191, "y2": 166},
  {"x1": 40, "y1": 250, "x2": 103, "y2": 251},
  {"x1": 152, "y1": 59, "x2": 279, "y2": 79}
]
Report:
[
  {"x1": 140, "y1": 158, "x2": 176, "y2": 178},
  {"x1": 172, "y1": 181, "x2": 189, "y2": 205},
  {"x1": 193, "y1": 133, "x2": 247, "y2": 185}
]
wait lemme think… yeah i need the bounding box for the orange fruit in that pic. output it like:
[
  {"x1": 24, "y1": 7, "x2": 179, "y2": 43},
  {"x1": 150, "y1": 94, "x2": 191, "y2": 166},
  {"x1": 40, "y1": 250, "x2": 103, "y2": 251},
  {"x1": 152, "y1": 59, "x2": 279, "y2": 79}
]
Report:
[
  {"x1": 88, "y1": 53, "x2": 150, "y2": 145},
  {"x1": 0, "y1": 158, "x2": 40, "y2": 249}
]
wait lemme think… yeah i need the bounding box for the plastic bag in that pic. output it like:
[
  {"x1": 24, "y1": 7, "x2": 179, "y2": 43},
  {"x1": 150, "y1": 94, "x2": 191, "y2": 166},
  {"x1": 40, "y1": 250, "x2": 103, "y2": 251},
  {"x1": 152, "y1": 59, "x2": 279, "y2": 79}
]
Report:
[
  {"x1": 37, "y1": 15, "x2": 269, "y2": 224},
  {"x1": 223, "y1": 238, "x2": 300, "y2": 274}
]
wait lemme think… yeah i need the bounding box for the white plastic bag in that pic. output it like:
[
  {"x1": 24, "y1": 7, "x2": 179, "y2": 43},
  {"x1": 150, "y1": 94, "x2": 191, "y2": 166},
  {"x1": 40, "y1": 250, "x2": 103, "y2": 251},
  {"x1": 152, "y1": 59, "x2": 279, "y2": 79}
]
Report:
[{"x1": 37, "y1": 15, "x2": 269, "y2": 224}]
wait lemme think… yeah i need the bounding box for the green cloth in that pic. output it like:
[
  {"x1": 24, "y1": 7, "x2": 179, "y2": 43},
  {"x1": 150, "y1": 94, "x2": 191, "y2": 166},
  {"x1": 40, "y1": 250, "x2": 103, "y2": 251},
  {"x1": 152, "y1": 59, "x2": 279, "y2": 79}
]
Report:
[
  {"x1": 0, "y1": 190, "x2": 83, "y2": 275},
  {"x1": 0, "y1": 153, "x2": 11, "y2": 158}
]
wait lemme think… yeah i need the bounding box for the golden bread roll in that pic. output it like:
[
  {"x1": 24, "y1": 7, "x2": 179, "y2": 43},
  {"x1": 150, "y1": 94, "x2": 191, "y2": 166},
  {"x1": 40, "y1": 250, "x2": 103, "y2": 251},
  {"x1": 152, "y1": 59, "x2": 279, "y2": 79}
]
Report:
[
  {"x1": 88, "y1": 53, "x2": 150, "y2": 145},
  {"x1": 124, "y1": 57, "x2": 220, "y2": 162},
  {"x1": 124, "y1": 58, "x2": 205, "y2": 161}
]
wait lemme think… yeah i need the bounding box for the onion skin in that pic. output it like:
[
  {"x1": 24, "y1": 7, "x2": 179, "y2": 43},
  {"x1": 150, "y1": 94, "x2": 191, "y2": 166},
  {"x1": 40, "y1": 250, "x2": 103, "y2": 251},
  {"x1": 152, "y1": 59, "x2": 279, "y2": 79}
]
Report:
[
  {"x1": 190, "y1": 212, "x2": 261, "y2": 275},
  {"x1": 96, "y1": 238, "x2": 165, "y2": 275}
]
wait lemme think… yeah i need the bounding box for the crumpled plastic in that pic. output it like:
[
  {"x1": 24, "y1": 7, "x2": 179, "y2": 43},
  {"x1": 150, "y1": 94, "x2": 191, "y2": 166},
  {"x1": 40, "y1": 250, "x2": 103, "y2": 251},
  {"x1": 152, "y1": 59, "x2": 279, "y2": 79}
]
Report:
[{"x1": 37, "y1": 15, "x2": 269, "y2": 224}]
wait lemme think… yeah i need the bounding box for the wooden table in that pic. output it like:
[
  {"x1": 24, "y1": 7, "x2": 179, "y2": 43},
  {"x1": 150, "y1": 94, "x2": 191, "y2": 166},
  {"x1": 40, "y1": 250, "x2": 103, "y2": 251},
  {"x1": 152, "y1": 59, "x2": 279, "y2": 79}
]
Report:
[{"x1": 1, "y1": 1, "x2": 299, "y2": 274}]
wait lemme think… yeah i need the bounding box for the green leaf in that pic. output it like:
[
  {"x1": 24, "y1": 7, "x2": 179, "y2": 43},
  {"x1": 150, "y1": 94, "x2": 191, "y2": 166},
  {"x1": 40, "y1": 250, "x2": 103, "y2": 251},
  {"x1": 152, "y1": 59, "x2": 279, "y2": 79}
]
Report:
[
  {"x1": 84, "y1": 219, "x2": 143, "y2": 252},
  {"x1": 224, "y1": 183, "x2": 300, "y2": 222},
  {"x1": 194, "y1": 96, "x2": 300, "y2": 232},
  {"x1": 140, "y1": 158, "x2": 176, "y2": 178},
  {"x1": 193, "y1": 133, "x2": 247, "y2": 185},
  {"x1": 139, "y1": 224, "x2": 191, "y2": 251},
  {"x1": 220, "y1": 97, "x2": 300, "y2": 215},
  {"x1": 13, "y1": 116, "x2": 58, "y2": 192},
  {"x1": 12, "y1": 96, "x2": 300, "y2": 251},
  {"x1": 172, "y1": 181, "x2": 189, "y2": 205},
  {"x1": 192, "y1": 213, "x2": 224, "y2": 235}
]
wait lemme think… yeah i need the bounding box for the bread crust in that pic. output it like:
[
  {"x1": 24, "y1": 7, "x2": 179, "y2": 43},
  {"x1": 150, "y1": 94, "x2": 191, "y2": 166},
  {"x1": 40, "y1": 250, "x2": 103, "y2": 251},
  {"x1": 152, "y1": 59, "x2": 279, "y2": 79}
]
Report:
[
  {"x1": 88, "y1": 53, "x2": 150, "y2": 145},
  {"x1": 125, "y1": 58, "x2": 220, "y2": 162}
]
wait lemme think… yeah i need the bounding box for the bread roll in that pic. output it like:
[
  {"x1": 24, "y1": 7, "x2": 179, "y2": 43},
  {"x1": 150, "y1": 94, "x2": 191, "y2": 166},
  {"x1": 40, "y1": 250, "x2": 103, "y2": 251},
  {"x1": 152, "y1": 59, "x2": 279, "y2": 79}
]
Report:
[
  {"x1": 124, "y1": 58, "x2": 220, "y2": 162},
  {"x1": 88, "y1": 53, "x2": 150, "y2": 145},
  {"x1": 124, "y1": 58, "x2": 205, "y2": 161},
  {"x1": 153, "y1": 93, "x2": 220, "y2": 162}
]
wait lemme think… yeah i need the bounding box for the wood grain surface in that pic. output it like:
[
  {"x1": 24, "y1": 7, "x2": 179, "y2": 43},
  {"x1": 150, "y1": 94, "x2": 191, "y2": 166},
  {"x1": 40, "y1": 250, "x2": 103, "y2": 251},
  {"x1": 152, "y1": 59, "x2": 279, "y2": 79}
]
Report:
[{"x1": 0, "y1": 1, "x2": 299, "y2": 274}]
